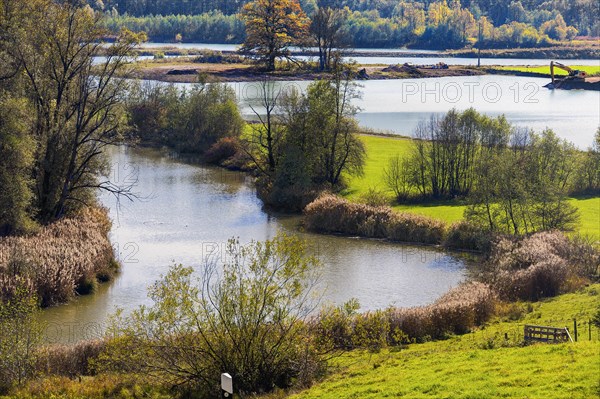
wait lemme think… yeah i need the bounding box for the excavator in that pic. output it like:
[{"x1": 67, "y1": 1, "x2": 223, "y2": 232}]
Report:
[{"x1": 547, "y1": 61, "x2": 588, "y2": 89}]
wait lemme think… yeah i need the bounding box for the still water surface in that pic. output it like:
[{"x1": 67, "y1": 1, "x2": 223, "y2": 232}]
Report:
[
  {"x1": 137, "y1": 42, "x2": 600, "y2": 66},
  {"x1": 40, "y1": 147, "x2": 465, "y2": 342}
]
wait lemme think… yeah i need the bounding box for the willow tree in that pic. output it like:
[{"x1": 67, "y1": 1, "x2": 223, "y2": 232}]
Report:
[{"x1": 240, "y1": 0, "x2": 310, "y2": 71}]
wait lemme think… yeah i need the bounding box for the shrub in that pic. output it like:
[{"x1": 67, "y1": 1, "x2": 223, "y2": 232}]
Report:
[
  {"x1": 0, "y1": 207, "x2": 117, "y2": 306},
  {"x1": 358, "y1": 187, "x2": 389, "y2": 207},
  {"x1": 312, "y1": 299, "x2": 359, "y2": 351},
  {"x1": 0, "y1": 289, "x2": 43, "y2": 392},
  {"x1": 351, "y1": 310, "x2": 390, "y2": 351},
  {"x1": 386, "y1": 212, "x2": 446, "y2": 245},
  {"x1": 99, "y1": 234, "x2": 325, "y2": 397},
  {"x1": 203, "y1": 137, "x2": 240, "y2": 165},
  {"x1": 444, "y1": 221, "x2": 493, "y2": 253},
  {"x1": 388, "y1": 282, "x2": 496, "y2": 342},
  {"x1": 304, "y1": 194, "x2": 445, "y2": 245}
]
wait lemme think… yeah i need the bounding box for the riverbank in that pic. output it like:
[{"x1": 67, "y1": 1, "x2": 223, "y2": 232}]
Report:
[{"x1": 124, "y1": 56, "x2": 600, "y2": 84}]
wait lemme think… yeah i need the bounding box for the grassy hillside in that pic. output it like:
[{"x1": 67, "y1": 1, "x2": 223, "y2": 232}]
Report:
[
  {"x1": 290, "y1": 284, "x2": 600, "y2": 399},
  {"x1": 343, "y1": 134, "x2": 600, "y2": 239}
]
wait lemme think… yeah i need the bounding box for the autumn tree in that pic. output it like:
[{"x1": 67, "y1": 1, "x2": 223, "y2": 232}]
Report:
[{"x1": 240, "y1": 0, "x2": 310, "y2": 71}]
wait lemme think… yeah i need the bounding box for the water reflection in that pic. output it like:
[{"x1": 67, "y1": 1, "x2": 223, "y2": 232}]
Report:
[{"x1": 40, "y1": 146, "x2": 466, "y2": 342}]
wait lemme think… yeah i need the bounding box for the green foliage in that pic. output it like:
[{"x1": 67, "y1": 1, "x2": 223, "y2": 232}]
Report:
[
  {"x1": 314, "y1": 282, "x2": 496, "y2": 351},
  {"x1": 0, "y1": 96, "x2": 36, "y2": 235},
  {"x1": 100, "y1": 233, "x2": 324, "y2": 397},
  {"x1": 592, "y1": 305, "x2": 600, "y2": 328},
  {"x1": 1, "y1": 0, "x2": 140, "y2": 224},
  {"x1": 343, "y1": 134, "x2": 599, "y2": 240},
  {"x1": 573, "y1": 128, "x2": 600, "y2": 195},
  {"x1": 127, "y1": 81, "x2": 243, "y2": 153},
  {"x1": 0, "y1": 289, "x2": 43, "y2": 392},
  {"x1": 102, "y1": 12, "x2": 245, "y2": 43},
  {"x1": 245, "y1": 69, "x2": 366, "y2": 209},
  {"x1": 466, "y1": 128, "x2": 580, "y2": 235},
  {"x1": 279, "y1": 68, "x2": 366, "y2": 187},
  {"x1": 98, "y1": 0, "x2": 595, "y2": 49}
]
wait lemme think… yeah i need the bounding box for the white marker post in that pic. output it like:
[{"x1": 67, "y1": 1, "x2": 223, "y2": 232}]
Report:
[{"x1": 221, "y1": 373, "x2": 233, "y2": 398}]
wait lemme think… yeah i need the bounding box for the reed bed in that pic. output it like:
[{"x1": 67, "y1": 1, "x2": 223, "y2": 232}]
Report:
[
  {"x1": 314, "y1": 282, "x2": 496, "y2": 350},
  {"x1": 35, "y1": 339, "x2": 106, "y2": 377},
  {"x1": 485, "y1": 231, "x2": 599, "y2": 301},
  {"x1": 304, "y1": 194, "x2": 446, "y2": 245},
  {"x1": 0, "y1": 207, "x2": 116, "y2": 307}
]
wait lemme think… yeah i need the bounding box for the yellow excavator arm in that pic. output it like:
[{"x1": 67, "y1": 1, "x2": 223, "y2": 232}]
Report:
[{"x1": 550, "y1": 61, "x2": 587, "y2": 83}]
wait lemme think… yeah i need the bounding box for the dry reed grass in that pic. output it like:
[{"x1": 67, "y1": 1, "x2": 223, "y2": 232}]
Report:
[
  {"x1": 0, "y1": 207, "x2": 116, "y2": 307},
  {"x1": 35, "y1": 339, "x2": 106, "y2": 377},
  {"x1": 486, "y1": 231, "x2": 599, "y2": 301},
  {"x1": 314, "y1": 282, "x2": 496, "y2": 349},
  {"x1": 304, "y1": 194, "x2": 446, "y2": 245}
]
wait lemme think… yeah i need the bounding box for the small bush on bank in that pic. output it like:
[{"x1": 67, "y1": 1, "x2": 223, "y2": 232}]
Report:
[
  {"x1": 0, "y1": 289, "x2": 43, "y2": 393},
  {"x1": 203, "y1": 137, "x2": 241, "y2": 165},
  {"x1": 193, "y1": 50, "x2": 244, "y2": 64},
  {"x1": 98, "y1": 234, "x2": 326, "y2": 398},
  {"x1": 35, "y1": 340, "x2": 106, "y2": 378},
  {"x1": 0, "y1": 207, "x2": 117, "y2": 307},
  {"x1": 444, "y1": 221, "x2": 493, "y2": 253},
  {"x1": 304, "y1": 194, "x2": 446, "y2": 245},
  {"x1": 388, "y1": 282, "x2": 496, "y2": 342}
]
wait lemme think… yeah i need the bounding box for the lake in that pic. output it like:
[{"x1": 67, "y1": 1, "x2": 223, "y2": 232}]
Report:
[
  {"x1": 39, "y1": 147, "x2": 465, "y2": 343},
  {"x1": 166, "y1": 76, "x2": 599, "y2": 148}
]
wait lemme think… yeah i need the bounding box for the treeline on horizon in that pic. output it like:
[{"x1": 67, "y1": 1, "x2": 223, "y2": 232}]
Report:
[{"x1": 94, "y1": 0, "x2": 600, "y2": 49}]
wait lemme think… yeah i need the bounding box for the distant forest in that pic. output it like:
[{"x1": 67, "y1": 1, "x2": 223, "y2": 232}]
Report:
[{"x1": 94, "y1": 0, "x2": 599, "y2": 48}]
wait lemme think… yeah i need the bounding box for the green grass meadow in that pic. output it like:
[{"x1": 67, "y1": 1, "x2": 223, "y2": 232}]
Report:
[
  {"x1": 290, "y1": 284, "x2": 600, "y2": 399},
  {"x1": 343, "y1": 134, "x2": 600, "y2": 239}
]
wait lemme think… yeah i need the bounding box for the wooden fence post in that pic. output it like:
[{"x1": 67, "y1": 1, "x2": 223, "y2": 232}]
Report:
[{"x1": 573, "y1": 319, "x2": 578, "y2": 342}]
